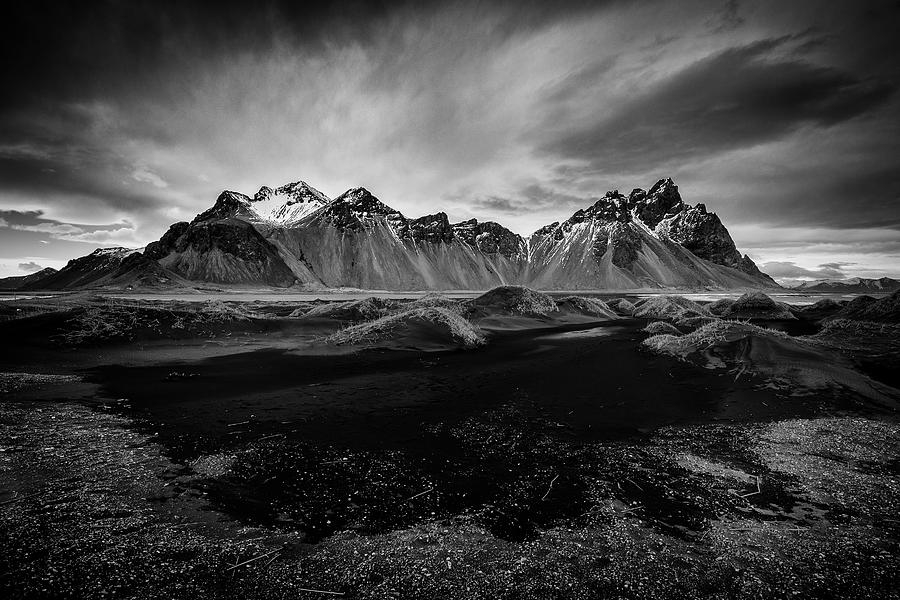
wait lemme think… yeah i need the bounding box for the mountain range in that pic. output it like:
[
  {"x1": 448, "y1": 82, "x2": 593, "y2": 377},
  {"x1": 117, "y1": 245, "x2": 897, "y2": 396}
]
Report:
[
  {"x1": 789, "y1": 277, "x2": 900, "y2": 293},
  {"x1": 6, "y1": 178, "x2": 779, "y2": 291}
]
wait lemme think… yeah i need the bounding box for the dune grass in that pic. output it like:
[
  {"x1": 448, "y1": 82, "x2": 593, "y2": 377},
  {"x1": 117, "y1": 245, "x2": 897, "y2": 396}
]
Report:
[
  {"x1": 326, "y1": 307, "x2": 485, "y2": 348},
  {"x1": 642, "y1": 321, "x2": 682, "y2": 336},
  {"x1": 705, "y1": 299, "x2": 734, "y2": 316},
  {"x1": 555, "y1": 296, "x2": 618, "y2": 318},
  {"x1": 55, "y1": 300, "x2": 262, "y2": 345},
  {"x1": 470, "y1": 286, "x2": 557, "y2": 317},
  {"x1": 632, "y1": 295, "x2": 711, "y2": 321},
  {"x1": 609, "y1": 298, "x2": 635, "y2": 316},
  {"x1": 405, "y1": 293, "x2": 465, "y2": 313},
  {"x1": 723, "y1": 292, "x2": 795, "y2": 319},
  {"x1": 299, "y1": 297, "x2": 399, "y2": 321},
  {"x1": 642, "y1": 320, "x2": 787, "y2": 358}
]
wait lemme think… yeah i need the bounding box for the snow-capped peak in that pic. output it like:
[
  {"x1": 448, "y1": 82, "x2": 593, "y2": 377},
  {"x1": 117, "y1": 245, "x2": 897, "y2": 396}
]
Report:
[{"x1": 247, "y1": 180, "x2": 331, "y2": 225}]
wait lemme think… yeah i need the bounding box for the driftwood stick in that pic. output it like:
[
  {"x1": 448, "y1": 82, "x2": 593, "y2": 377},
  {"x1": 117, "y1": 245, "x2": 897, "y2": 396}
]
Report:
[
  {"x1": 625, "y1": 477, "x2": 644, "y2": 492},
  {"x1": 405, "y1": 487, "x2": 434, "y2": 502},
  {"x1": 541, "y1": 474, "x2": 560, "y2": 501},
  {"x1": 225, "y1": 548, "x2": 281, "y2": 571},
  {"x1": 740, "y1": 475, "x2": 761, "y2": 498},
  {"x1": 0, "y1": 491, "x2": 43, "y2": 506},
  {"x1": 296, "y1": 587, "x2": 345, "y2": 596}
]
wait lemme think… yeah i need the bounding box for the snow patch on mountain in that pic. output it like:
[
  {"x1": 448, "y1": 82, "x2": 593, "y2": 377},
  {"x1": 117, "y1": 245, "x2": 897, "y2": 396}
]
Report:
[{"x1": 251, "y1": 181, "x2": 330, "y2": 224}]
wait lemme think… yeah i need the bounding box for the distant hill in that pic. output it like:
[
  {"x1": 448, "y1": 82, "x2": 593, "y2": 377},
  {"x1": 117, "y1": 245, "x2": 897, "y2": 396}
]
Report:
[
  {"x1": 792, "y1": 277, "x2": 900, "y2": 293},
  {"x1": 0, "y1": 267, "x2": 57, "y2": 290}
]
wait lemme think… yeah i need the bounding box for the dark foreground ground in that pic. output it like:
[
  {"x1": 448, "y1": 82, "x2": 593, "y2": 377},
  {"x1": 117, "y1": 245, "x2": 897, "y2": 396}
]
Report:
[{"x1": 1, "y1": 294, "x2": 899, "y2": 599}]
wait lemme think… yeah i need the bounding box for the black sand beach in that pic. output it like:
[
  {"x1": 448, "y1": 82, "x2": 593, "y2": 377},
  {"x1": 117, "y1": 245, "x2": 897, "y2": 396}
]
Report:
[{"x1": 1, "y1": 291, "x2": 899, "y2": 599}]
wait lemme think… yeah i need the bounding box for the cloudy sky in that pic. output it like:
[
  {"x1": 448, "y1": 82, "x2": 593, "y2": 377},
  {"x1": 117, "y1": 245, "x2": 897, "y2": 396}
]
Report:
[{"x1": 1, "y1": 0, "x2": 898, "y2": 283}]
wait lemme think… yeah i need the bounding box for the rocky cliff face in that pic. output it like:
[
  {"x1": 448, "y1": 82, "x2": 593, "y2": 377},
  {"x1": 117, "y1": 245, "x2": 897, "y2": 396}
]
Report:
[
  {"x1": 37, "y1": 177, "x2": 777, "y2": 291},
  {"x1": 452, "y1": 219, "x2": 527, "y2": 258}
]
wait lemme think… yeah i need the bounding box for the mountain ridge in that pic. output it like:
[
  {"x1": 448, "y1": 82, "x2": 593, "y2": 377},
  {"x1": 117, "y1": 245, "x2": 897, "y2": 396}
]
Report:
[
  {"x1": 790, "y1": 277, "x2": 900, "y2": 293},
  {"x1": 11, "y1": 177, "x2": 780, "y2": 291}
]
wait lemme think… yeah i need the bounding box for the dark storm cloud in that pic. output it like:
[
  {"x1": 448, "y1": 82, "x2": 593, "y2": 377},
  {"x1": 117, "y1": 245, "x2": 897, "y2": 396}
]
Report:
[
  {"x1": 763, "y1": 168, "x2": 900, "y2": 231},
  {"x1": 0, "y1": 210, "x2": 135, "y2": 244},
  {"x1": 0, "y1": 0, "x2": 619, "y2": 232},
  {"x1": 1, "y1": 0, "x2": 899, "y2": 278},
  {"x1": 1, "y1": 0, "x2": 400, "y2": 110},
  {"x1": 706, "y1": 0, "x2": 745, "y2": 33},
  {"x1": 541, "y1": 36, "x2": 895, "y2": 174},
  {"x1": 0, "y1": 0, "x2": 614, "y2": 111},
  {"x1": 0, "y1": 146, "x2": 177, "y2": 231}
]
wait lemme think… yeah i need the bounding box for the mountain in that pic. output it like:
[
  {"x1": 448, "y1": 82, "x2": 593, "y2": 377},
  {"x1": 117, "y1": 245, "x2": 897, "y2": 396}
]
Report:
[
  {"x1": 264, "y1": 187, "x2": 528, "y2": 289},
  {"x1": 0, "y1": 267, "x2": 57, "y2": 290},
  {"x1": 525, "y1": 179, "x2": 777, "y2": 289},
  {"x1": 20, "y1": 248, "x2": 185, "y2": 290},
  {"x1": 22, "y1": 177, "x2": 777, "y2": 291},
  {"x1": 145, "y1": 203, "x2": 298, "y2": 287},
  {"x1": 792, "y1": 277, "x2": 900, "y2": 293},
  {"x1": 192, "y1": 181, "x2": 330, "y2": 226}
]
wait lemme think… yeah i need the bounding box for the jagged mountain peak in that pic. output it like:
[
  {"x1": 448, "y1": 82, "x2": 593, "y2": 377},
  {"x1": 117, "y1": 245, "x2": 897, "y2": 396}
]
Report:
[
  {"x1": 89, "y1": 247, "x2": 138, "y2": 257},
  {"x1": 633, "y1": 178, "x2": 685, "y2": 228},
  {"x1": 317, "y1": 187, "x2": 405, "y2": 231},
  {"x1": 332, "y1": 187, "x2": 402, "y2": 216},
  {"x1": 407, "y1": 212, "x2": 454, "y2": 244},
  {"x1": 254, "y1": 186, "x2": 274, "y2": 201},
  {"x1": 647, "y1": 176, "x2": 677, "y2": 195},
  {"x1": 451, "y1": 218, "x2": 525, "y2": 258},
  {"x1": 335, "y1": 186, "x2": 378, "y2": 203},
  {"x1": 272, "y1": 180, "x2": 329, "y2": 204},
  {"x1": 194, "y1": 181, "x2": 330, "y2": 226},
  {"x1": 257, "y1": 180, "x2": 330, "y2": 223},
  {"x1": 193, "y1": 190, "x2": 254, "y2": 223}
]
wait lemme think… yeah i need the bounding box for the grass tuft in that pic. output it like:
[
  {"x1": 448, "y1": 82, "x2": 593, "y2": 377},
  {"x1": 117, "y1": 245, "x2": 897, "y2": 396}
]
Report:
[
  {"x1": 470, "y1": 286, "x2": 557, "y2": 317},
  {"x1": 642, "y1": 321, "x2": 682, "y2": 336},
  {"x1": 632, "y1": 295, "x2": 711, "y2": 321},
  {"x1": 326, "y1": 307, "x2": 485, "y2": 348}
]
